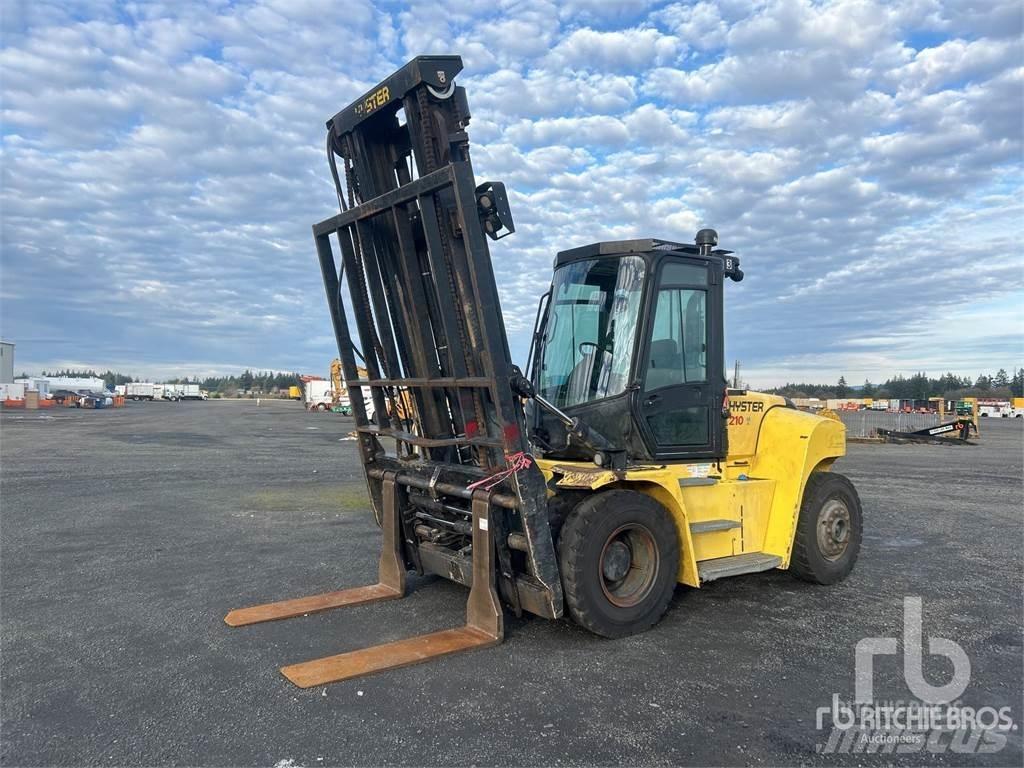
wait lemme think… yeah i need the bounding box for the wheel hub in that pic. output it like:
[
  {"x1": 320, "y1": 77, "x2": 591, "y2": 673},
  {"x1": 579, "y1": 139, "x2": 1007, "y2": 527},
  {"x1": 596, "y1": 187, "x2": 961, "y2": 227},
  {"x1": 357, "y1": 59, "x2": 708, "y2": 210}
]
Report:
[
  {"x1": 817, "y1": 498, "x2": 851, "y2": 561},
  {"x1": 601, "y1": 541, "x2": 632, "y2": 582},
  {"x1": 599, "y1": 524, "x2": 659, "y2": 608}
]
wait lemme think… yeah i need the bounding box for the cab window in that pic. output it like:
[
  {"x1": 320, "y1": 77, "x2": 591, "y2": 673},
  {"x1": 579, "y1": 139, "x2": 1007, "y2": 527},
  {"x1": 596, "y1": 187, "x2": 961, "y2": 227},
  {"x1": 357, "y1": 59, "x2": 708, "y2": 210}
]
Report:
[{"x1": 643, "y1": 266, "x2": 707, "y2": 392}]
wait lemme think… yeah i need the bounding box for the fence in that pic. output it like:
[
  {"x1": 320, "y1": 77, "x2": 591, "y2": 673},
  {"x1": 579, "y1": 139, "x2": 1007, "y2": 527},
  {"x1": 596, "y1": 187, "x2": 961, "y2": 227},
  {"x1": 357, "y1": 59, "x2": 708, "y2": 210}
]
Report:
[{"x1": 836, "y1": 409, "x2": 941, "y2": 438}]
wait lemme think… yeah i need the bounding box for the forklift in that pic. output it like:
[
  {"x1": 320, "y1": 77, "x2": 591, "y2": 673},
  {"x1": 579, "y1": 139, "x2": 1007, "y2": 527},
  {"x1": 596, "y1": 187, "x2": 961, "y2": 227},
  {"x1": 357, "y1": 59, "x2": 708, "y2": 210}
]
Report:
[{"x1": 225, "y1": 55, "x2": 863, "y2": 686}]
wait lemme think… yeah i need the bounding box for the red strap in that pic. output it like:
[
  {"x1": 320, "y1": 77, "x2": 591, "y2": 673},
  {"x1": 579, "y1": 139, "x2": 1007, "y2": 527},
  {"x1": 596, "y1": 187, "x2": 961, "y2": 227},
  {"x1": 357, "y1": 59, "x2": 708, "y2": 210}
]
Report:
[{"x1": 466, "y1": 451, "x2": 533, "y2": 492}]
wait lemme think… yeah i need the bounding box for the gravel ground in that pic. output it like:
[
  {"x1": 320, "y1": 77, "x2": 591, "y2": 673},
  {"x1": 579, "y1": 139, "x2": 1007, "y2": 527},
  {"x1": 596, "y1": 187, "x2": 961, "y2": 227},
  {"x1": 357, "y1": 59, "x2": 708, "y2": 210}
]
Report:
[{"x1": 1, "y1": 400, "x2": 1021, "y2": 767}]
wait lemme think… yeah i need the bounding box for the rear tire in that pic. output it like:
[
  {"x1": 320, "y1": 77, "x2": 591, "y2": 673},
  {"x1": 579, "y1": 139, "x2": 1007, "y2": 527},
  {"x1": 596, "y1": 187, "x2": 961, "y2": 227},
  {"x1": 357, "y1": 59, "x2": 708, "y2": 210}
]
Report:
[
  {"x1": 790, "y1": 471, "x2": 862, "y2": 585},
  {"x1": 558, "y1": 490, "x2": 680, "y2": 638}
]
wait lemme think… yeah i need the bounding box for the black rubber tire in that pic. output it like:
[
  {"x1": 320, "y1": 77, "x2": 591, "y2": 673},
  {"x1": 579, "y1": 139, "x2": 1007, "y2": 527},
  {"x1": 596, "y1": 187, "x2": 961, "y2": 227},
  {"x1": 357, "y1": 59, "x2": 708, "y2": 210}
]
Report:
[
  {"x1": 558, "y1": 489, "x2": 680, "y2": 638},
  {"x1": 790, "y1": 471, "x2": 862, "y2": 585},
  {"x1": 546, "y1": 491, "x2": 587, "y2": 547}
]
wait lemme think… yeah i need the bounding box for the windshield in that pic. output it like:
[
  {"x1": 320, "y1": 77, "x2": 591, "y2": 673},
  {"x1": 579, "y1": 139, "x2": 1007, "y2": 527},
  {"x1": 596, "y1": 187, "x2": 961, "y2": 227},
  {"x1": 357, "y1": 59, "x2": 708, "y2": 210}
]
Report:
[{"x1": 538, "y1": 256, "x2": 646, "y2": 408}]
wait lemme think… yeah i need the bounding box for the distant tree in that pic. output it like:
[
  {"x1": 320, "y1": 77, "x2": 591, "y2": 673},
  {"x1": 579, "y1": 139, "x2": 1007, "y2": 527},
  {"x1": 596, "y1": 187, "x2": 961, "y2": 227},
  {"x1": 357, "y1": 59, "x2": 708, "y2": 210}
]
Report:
[
  {"x1": 907, "y1": 372, "x2": 930, "y2": 400},
  {"x1": 885, "y1": 374, "x2": 907, "y2": 399},
  {"x1": 98, "y1": 370, "x2": 133, "y2": 389},
  {"x1": 760, "y1": 368, "x2": 1022, "y2": 401},
  {"x1": 936, "y1": 372, "x2": 965, "y2": 395},
  {"x1": 1012, "y1": 368, "x2": 1024, "y2": 398},
  {"x1": 239, "y1": 369, "x2": 254, "y2": 390}
]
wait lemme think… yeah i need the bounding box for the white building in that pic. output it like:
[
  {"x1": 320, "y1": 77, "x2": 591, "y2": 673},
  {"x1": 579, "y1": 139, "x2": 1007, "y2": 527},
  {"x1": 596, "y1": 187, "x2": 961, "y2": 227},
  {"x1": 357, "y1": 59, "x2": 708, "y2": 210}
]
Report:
[{"x1": 16, "y1": 375, "x2": 107, "y2": 394}]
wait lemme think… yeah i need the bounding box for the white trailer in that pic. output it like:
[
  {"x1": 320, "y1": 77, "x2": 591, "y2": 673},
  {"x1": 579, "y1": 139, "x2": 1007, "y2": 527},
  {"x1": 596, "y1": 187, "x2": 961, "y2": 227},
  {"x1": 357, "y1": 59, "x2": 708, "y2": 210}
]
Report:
[
  {"x1": 125, "y1": 383, "x2": 156, "y2": 401},
  {"x1": 1, "y1": 382, "x2": 26, "y2": 400},
  {"x1": 179, "y1": 384, "x2": 204, "y2": 400}
]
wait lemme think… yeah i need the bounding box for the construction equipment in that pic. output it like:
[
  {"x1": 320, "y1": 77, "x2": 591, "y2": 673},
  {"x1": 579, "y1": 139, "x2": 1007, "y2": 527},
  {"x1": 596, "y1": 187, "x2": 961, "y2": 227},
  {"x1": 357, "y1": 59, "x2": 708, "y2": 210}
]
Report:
[
  {"x1": 329, "y1": 358, "x2": 344, "y2": 402},
  {"x1": 931, "y1": 396, "x2": 980, "y2": 436},
  {"x1": 226, "y1": 55, "x2": 862, "y2": 687},
  {"x1": 877, "y1": 418, "x2": 976, "y2": 444},
  {"x1": 303, "y1": 359, "x2": 360, "y2": 412},
  {"x1": 301, "y1": 363, "x2": 345, "y2": 411}
]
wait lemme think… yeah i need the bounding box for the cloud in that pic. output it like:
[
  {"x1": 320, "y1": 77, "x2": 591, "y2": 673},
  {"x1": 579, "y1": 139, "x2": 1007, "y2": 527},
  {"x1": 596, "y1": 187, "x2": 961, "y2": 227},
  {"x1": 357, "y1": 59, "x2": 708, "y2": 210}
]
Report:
[
  {"x1": 548, "y1": 27, "x2": 684, "y2": 71},
  {"x1": 887, "y1": 36, "x2": 1022, "y2": 95},
  {"x1": 1, "y1": 0, "x2": 1021, "y2": 387}
]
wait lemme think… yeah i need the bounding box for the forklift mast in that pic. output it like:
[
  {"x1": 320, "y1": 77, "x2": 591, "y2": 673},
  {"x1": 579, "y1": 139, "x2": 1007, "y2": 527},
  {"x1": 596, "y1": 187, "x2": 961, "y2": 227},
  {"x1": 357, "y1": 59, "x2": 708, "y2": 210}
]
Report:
[{"x1": 311, "y1": 56, "x2": 562, "y2": 620}]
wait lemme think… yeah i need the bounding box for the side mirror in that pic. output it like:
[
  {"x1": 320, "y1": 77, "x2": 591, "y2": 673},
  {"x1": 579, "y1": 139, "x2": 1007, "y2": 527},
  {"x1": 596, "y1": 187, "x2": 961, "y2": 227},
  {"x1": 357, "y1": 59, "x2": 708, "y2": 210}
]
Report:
[{"x1": 722, "y1": 255, "x2": 743, "y2": 282}]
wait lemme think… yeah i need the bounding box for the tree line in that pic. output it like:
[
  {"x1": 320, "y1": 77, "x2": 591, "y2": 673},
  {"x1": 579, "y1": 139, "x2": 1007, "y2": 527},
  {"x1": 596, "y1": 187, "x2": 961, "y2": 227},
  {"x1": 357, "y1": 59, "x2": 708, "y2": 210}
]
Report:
[
  {"x1": 25, "y1": 365, "x2": 1024, "y2": 400},
  {"x1": 765, "y1": 368, "x2": 1024, "y2": 401},
  {"x1": 25, "y1": 368, "x2": 302, "y2": 395},
  {"x1": 173, "y1": 370, "x2": 302, "y2": 395}
]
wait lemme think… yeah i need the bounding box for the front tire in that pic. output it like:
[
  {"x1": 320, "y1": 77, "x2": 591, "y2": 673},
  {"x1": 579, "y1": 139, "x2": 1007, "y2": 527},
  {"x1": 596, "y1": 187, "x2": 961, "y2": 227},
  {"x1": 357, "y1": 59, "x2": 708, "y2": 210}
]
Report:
[
  {"x1": 558, "y1": 490, "x2": 680, "y2": 638},
  {"x1": 790, "y1": 471, "x2": 862, "y2": 585}
]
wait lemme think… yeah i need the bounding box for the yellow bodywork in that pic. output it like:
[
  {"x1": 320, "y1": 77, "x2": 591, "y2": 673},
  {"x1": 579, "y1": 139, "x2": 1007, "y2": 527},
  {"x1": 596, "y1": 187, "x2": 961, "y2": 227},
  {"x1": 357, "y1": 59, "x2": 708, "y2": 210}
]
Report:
[{"x1": 536, "y1": 392, "x2": 846, "y2": 587}]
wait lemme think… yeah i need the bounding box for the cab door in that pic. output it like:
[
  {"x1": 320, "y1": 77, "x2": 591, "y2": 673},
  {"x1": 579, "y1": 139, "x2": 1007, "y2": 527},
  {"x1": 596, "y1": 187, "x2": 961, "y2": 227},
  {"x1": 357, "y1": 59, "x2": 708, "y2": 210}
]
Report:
[{"x1": 635, "y1": 256, "x2": 726, "y2": 460}]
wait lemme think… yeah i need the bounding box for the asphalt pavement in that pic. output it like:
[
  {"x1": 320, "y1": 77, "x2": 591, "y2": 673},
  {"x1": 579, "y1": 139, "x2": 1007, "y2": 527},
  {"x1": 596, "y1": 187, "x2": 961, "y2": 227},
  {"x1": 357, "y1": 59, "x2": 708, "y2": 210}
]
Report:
[{"x1": 1, "y1": 400, "x2": 1021, "y2": 766}]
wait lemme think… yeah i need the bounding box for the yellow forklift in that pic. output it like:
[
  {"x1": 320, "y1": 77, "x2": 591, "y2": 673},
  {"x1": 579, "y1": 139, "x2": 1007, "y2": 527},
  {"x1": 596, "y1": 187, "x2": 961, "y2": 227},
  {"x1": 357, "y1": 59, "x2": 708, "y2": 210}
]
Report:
[{"x1": 225, "y1": 56, "x2": 862, "y2": 686}]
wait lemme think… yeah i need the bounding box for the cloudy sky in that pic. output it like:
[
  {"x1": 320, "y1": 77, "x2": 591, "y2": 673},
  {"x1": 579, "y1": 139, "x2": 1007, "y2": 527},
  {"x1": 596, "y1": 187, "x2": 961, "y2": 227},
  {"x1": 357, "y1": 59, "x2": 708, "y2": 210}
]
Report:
[{"x1": 1, "y1": 0, "x2": 1021, "y2": 386}]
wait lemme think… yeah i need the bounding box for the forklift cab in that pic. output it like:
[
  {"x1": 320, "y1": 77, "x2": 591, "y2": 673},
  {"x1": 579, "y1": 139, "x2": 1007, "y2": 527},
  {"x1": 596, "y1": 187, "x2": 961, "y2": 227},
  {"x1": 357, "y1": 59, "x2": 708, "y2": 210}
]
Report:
[{"x1": 528, "y1": 232, "x2": 743, "y2": 465}]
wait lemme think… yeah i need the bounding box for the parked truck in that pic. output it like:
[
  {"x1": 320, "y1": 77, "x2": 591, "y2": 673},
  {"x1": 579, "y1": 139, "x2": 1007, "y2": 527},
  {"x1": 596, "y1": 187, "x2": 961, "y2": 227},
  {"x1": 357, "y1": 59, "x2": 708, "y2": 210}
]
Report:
[
  {"x1": 179, "y1": 384, "x2": 205, "y2": 400},
  {"x1": 125, "y1": 383, "x2": 155, "y2": 401},
  {"x1": 304, "y1": 379, "x2": 335, "y2": 411}
]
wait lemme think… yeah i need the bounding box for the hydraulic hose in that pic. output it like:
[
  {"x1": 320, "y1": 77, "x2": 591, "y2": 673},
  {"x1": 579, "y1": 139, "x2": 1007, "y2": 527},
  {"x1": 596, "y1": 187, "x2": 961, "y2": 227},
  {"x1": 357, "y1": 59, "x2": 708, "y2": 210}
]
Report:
[{"x1": 326, "y1": 132, "x2": 347, "y2": 212}]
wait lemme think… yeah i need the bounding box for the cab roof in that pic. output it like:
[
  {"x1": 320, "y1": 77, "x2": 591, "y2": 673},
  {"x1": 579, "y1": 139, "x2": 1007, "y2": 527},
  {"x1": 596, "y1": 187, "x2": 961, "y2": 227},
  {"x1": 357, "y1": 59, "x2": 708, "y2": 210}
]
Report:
[{"x1": 554, "y1": 238, "x2": 732, "y2": 268}]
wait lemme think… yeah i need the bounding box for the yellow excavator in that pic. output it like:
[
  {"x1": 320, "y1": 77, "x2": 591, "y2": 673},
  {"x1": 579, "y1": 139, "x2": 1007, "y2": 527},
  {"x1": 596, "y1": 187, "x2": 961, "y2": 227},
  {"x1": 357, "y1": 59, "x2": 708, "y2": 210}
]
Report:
[{"x1": 225, "y1": 56, "x2": 861, "y2": 687}]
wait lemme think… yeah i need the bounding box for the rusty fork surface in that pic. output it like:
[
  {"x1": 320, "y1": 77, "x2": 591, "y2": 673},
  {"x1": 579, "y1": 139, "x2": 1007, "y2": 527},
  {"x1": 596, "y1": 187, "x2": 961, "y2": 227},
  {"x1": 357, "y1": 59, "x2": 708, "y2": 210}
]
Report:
[{"x1": 224, "y1": 475, "x2": 503, "y2": 687}]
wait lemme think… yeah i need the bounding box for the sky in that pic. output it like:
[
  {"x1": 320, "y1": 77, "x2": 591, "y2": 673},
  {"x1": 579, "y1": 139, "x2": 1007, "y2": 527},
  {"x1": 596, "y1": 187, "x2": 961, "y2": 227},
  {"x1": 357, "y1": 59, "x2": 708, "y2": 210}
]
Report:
[{"x1": 1, "y1": 0, "x2": 1022, "y2": 387}]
